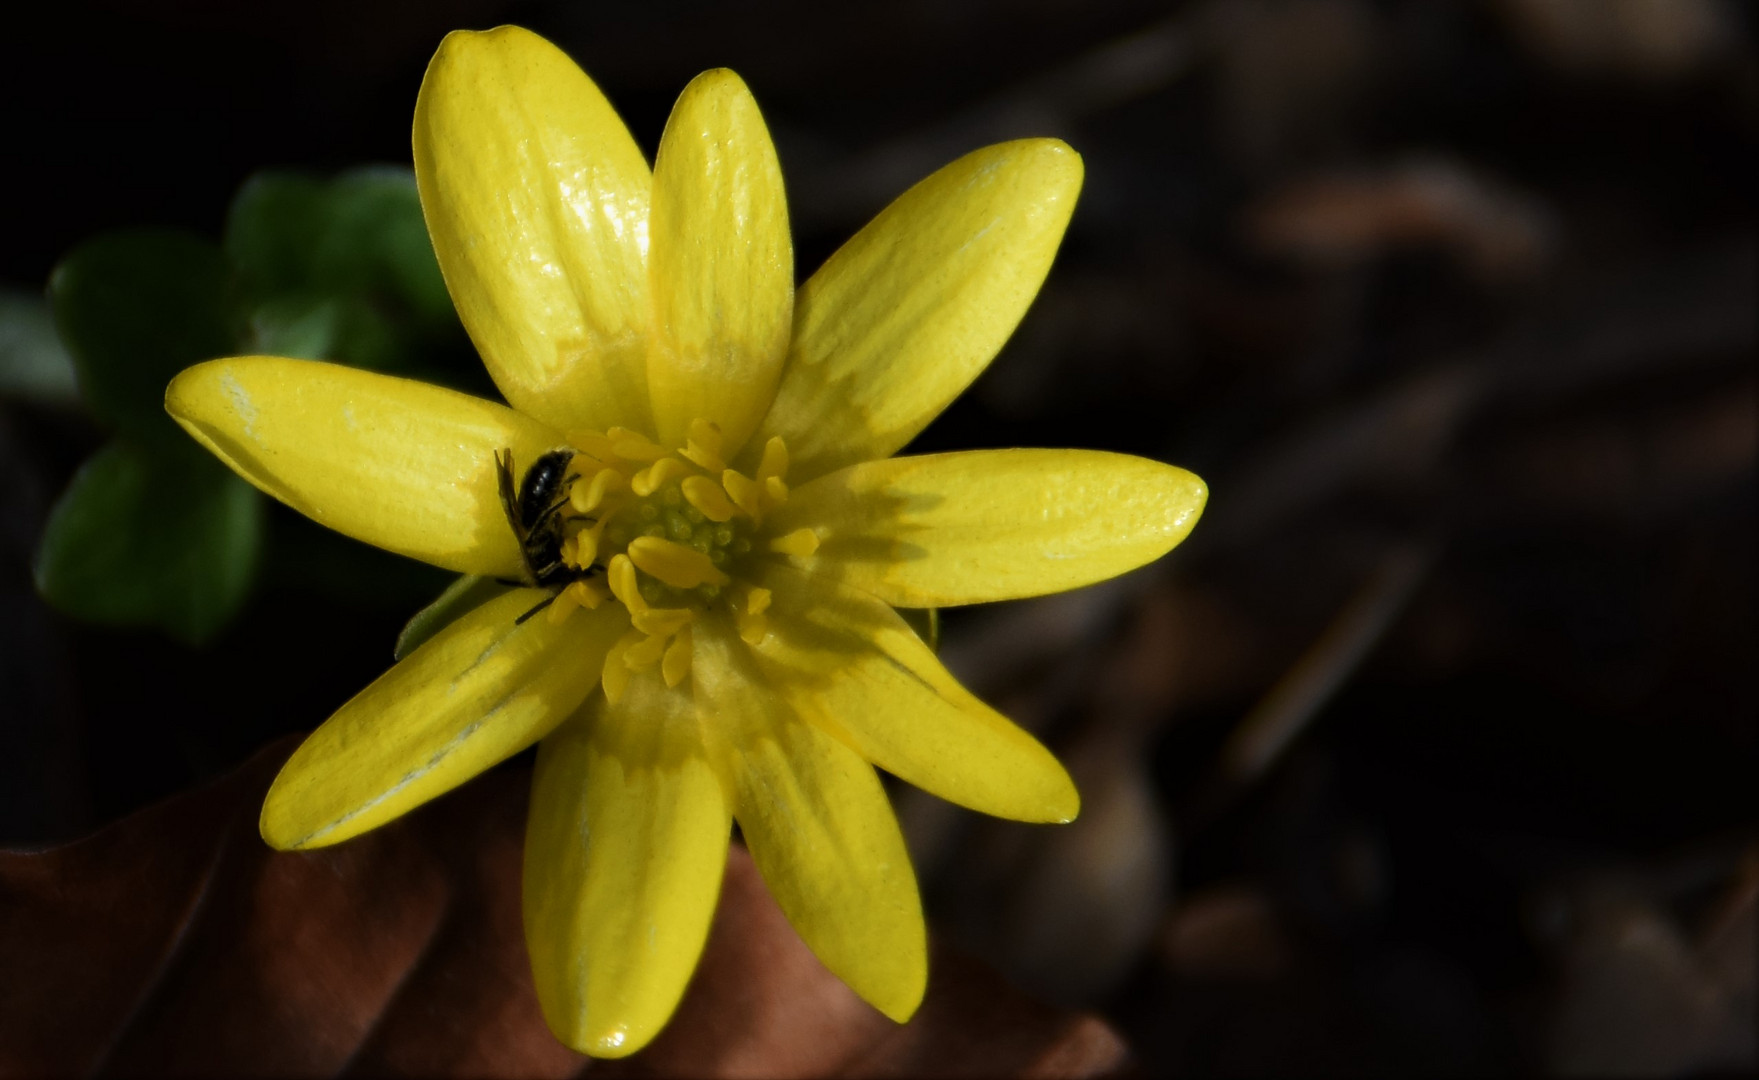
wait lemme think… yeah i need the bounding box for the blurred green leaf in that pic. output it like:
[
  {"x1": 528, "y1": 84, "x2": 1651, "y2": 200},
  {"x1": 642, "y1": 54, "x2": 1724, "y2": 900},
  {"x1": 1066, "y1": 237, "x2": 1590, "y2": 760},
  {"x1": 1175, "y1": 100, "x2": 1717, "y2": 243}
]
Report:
[
  {"x1": 48, "y1": 231, "x2": 233, "y2": 444},
  {"x1": 394, "y1": 574, "x2": 512, "y2": 661},
  {"x1": 226, "y1": 167, "x2": 453, "y2": 352},
  {"x1": 0, "y1": 290, "x2": 79, "y2": 406},
  {"x1": 222, "y1": 173, "x2": 327, "y2": 296},
  {"x1": 34, "y1": 441, "x2": 264, "y2": 646}
]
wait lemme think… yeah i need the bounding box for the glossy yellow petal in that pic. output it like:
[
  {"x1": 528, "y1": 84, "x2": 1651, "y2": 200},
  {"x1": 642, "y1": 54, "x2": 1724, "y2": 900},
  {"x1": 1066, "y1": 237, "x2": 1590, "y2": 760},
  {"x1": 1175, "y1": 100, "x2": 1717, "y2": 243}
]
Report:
[
  {"x1": 415, "y1": 26, "x2": 654, "y2": 433},
  {"x1": 694, "y1": 620, "x2": 926, "y2": 1022},
  {"x1": 261, "y1": 593, "x2": 625, "y2": 849},
  {"x1": 647, "y1": 69, "x2": 792, "y2": 454},
  {"x1": 773, "y1": 449, "x2": 1207, "y2": 606},
  {"x1": 750, "y1": 561, "x2": 1078, "y2": 824},
  {"x1": 524, "y1": 679, "x2": 729, "y2": 1059},
  {"x1": 752, "y1": 140, "x2": 1081, "y2": 482},
  {"x1": 167, "y1": 357, "x2": 558, "y2": 577}
]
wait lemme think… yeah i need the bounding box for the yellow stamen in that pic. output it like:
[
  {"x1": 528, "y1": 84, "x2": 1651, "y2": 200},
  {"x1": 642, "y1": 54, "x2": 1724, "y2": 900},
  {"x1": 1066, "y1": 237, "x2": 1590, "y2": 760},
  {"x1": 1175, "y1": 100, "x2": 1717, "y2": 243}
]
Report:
[
  {"x1": 546, "y1": 588, "x2": 581, "y2": 626},
  {"x1": 682, "y1": 419, "x2": 726, "y2": 473},
  {"x1": 680, "y1": 476, "x2": 736, "y2": 522},
  {"x1": 572, "y1": 467, "x2": 627, "y2": 514},
  {"x1": 661, "y1": 625, "x2": 693, "y2": 687},
  {"x1": 745, "y1": 585, "x2": 772, "y2": 617},
  {"x1": 624, "y1": 631, "x2": 669, "y2": 670},
  {"x1": 770, "y1": 528, "x2": 821, "y2": 557},
  {"x1": 607, "y1": 427, "x2": 669, "y2": 462},
  {"x1": 631, "y1": 456, "x2": 690, "y2": 497},
  {"x1": 765, "y1": 475, "x2": 789, "y2": 503},
  {"x1": 628, "y1": 536, "x2": 731, "y2": 588},
  {"x1": 608, "y1": 554, "x2": 648, "y2": 613},
  {"x1": 567, "y1": 430, "x2": 617, "y2": 461},
  {"x1": 569, "y1": 577, "x2": 610, "y2": 610},
  {"x1": 736, "y1": 608, "x2": 769, "y2": 646},
  {"x1": 602, "y1": 631, "x2": 640, "y2": 704},
  {"x1": 632, "y1": 606, "x2": 693, "y2": 637},
  {"x1": 756, "y1": 436, "x2": 789, "y2": 483},
  {"x1": 564, "y1": 521, "x2": 605, "y2": 569},
  {"x1": 722, "y1": 468, "x2": 764, "y2": 519}
]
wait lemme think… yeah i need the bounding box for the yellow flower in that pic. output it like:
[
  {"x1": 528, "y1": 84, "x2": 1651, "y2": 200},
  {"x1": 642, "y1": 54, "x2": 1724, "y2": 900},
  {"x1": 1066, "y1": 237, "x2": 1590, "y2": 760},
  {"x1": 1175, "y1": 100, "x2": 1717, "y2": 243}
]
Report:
[{"x1": 164, "y1": 26, "x2": 1206, "y2": 1058}]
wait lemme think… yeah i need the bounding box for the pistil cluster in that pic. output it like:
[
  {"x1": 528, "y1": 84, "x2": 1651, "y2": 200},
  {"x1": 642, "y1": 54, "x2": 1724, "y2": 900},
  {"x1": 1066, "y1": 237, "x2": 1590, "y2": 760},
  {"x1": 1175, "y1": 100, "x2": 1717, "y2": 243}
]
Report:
[{"x1": 540, "y1": 418, "x2": 818, "y2": 700}]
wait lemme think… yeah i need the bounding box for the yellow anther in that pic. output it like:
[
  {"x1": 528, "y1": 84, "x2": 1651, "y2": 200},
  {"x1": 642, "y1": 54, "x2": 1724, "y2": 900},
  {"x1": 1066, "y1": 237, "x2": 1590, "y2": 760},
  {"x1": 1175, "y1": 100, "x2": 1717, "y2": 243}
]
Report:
[
  {"x1": 745, "y1": 585, "x2": 772, "y2": 617},
  {"x1": 625, "y1": 631, "x2": 669, "y2": 670},
  {"x1": 756, "y1": 436, "x2": 789, "y2": 483},
  {"x1": 631, "y1": 456, "x2": 690, "y2": 497},
  {"x1": 567, "y1": 430, "x2": 617, "y2": 461},
  {"x1": 572, "y1": 467, "x2": 627, "y2": 514},
  {"x1": 568, "y1": 577, "x2": 610, "y2": 610},
  {"x1": 681, "y1": 476, "x2": 736, "y2": 522},
  {"x1": 564, "y1": 521, "x2": 605, "y2": 569},
  {"x1": 770, "y1": 528, "x2": 821, "y2": 557},
  {"x1": 546, "y1": 589, "x2": 580, "y2": 626},
  {"x1": 736, "y1": 608, "x2": 769, "y2": 646},
  {"x1": 608, "y1": 554, "x2": 648, "y2": 613},
  {"x1": 764, "y1": 475, "x2": 789, "y2": 503},
  {"x1": 661, "y1": 625, "x2": 693, "y2": 687},
  {"x1": 628, "y1": 536, "x2": 731, "y2": 588},
  {"x1": 722, "y1": 468, "x2": 764, "y2": 519},
  {"x1": 607, "y1": 426, "x2": 669, "y2": 462},
  {"x1": 602, "y1": 631, "x2": 640, "y2": 704},
  {"x1": 632, "y1": 606, "x2": 693, "y2": 637},
  {"x1": 682, "y1": 419, "x2": 727, "y2": 473}
]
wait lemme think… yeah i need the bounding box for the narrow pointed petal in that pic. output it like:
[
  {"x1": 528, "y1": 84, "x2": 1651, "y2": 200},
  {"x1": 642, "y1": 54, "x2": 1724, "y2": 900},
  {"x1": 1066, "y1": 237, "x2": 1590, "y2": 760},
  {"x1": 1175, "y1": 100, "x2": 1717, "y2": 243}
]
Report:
[
  {"x1": 415, "y1": 26, "x2": 654, "y2": 433},
  {"x1": 647, "y1": 69, "x2": 792, "y2": 454},
  {"x1": 750, "y1": 562, "x2": 1078, "y2": 824},
  {"x1": 772, "y1": 449, "x2": 1207, "y2": 606},
  {"x1": 167, "y1": 357, "x2": 559, "y2": 578},
  {"x1": 261, "y1": 593, "x2": 625, "y2": 849},
  {"x1": 752, "y1": 140, "x2": 1081, "y2": 482},
  {"x1": 694, "y1": 620, "x2": 926, "y2": 1022},
  {"x1": 524, "y1": 679, "x2": 729, "y2": 1058}
]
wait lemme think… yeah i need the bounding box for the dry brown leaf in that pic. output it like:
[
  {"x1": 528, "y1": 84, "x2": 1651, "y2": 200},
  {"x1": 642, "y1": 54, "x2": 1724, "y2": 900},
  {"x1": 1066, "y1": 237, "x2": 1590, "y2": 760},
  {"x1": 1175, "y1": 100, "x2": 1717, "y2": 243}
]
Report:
[{"x1": 0, "y1": 736, "x2": 1127, "y2": 1078}]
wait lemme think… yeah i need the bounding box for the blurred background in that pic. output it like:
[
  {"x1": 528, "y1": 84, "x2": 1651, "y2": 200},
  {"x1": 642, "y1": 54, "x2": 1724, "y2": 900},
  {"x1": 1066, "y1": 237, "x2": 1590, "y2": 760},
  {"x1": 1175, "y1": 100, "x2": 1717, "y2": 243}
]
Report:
[{"x1": 2, "y1": 0, "x2": 1753, "y2": 1073}]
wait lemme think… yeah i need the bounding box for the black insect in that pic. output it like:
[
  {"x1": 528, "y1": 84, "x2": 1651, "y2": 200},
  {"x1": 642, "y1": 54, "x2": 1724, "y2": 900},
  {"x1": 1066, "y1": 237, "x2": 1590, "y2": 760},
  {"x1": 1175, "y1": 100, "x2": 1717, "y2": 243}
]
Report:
[{"x1": 495, "y1": 448, "x2": 598, "y2": 622}]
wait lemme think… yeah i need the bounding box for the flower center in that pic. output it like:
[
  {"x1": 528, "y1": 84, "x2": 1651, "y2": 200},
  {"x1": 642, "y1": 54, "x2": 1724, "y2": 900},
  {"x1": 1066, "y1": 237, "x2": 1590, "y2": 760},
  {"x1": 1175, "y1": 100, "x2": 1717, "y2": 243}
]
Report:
[{"x1": 533, "y1": 418, "x2": 815, "y2": 702}]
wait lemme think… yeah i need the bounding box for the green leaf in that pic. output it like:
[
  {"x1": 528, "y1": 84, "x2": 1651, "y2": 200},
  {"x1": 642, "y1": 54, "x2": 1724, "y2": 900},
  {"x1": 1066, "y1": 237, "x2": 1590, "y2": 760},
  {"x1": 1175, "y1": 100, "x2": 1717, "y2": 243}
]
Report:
[
  {"x1": 0, "y1": 289, "x2": 79, "y2": 406},
  {"x1": 394, "y1": 574, "x2": 513, "y2": 661},
  {"x1": 222, "y1": 173, "x2": 328, "y2": 296},
  {"x1": 35, "y1": 440, "x2": 264, "y2": 645},
  {"x1": 320, "y1": 168, "x2": 453, "y2": 325},
  {"x1": 226, "y1": 167, "x2": 453, "y2": 334},
  {"x1": 49, "y1": 231, "x2": 234, "y2": 444}
]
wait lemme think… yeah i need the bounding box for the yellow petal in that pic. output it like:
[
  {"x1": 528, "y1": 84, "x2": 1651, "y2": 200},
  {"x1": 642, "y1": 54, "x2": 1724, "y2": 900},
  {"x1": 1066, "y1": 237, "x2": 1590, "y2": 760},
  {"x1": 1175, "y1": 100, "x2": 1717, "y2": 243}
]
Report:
[
  {"x1": 647, "y1": 69, "x2": 792, "y2": 454},
  {"x1": 752, "y1": 139, "x2": 1082, "y2": 482},
  {"x1": 260, "y1": 592, "x2": 626, "y2": 849},
  {"x1": 773, "y1": 449, "x2": 1207, "y2": 606},
  {"x1": 750, "y1": 562, "x2": 1078, "y2": 824},
  {"x1": 524, "y1": 678, "x2": 729, "y2": 1059},
  {"x1": 415, "y1": 26, "x2": 654, "y2": 434},
  {"x1": 693, "y1": 621, "x2": 926, "y2": 1022},
  {"x1": 166, "y1": 357, "x2": 559, "y2": 577}
]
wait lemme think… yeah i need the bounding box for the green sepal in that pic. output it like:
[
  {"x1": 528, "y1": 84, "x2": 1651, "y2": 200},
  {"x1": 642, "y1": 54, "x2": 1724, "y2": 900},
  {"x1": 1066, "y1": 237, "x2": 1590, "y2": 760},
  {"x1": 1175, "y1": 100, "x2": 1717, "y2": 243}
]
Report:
[
  {"x1": 34, "y1": 440, "x2": 264, "y2": 646},
  {"x1": 48, "y1": 231, "x2": 234, "y2": 444},
  {"x1": 394, "y1": 574, "x2": 514, "y2": 661},
  {"x1": 0, "y1": 289, "x2": 79, "y2": 407}
]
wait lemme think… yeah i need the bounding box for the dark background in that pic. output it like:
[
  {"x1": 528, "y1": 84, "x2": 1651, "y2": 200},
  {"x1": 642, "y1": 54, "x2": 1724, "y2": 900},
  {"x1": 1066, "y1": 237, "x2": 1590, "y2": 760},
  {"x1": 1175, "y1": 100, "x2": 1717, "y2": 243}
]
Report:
[{"x1": 2, "y1": 0, "x2": 1754, "y2": 1073}]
